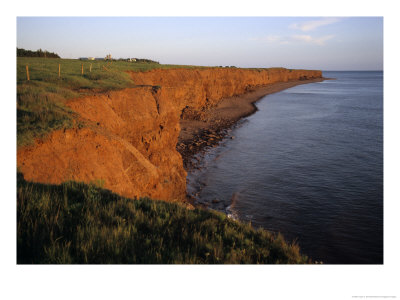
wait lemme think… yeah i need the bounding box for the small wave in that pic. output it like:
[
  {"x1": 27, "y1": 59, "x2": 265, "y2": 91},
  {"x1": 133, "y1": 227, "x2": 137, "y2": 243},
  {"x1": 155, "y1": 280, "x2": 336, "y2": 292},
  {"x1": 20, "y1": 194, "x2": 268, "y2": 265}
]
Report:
[
  {"x1": 226, "y1": 213, "x2": 237, "y2": 220},
  {"x1": 225, "y1": 192, "x2": 240, "y2": 220},
  {"x1": 225, "y1": 205, "x2": 238, "y2": 220}
]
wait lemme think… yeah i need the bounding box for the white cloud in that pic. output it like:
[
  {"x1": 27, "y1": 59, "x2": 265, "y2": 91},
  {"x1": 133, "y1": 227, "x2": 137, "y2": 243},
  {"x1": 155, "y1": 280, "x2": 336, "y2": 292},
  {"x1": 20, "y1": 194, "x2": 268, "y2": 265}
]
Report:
[
  {"x1": 289, "y1": 18, "x2": 340, "y2": 32},
  {"x1": 292, "y1": 34, "x2": 334, "y2": 46}
]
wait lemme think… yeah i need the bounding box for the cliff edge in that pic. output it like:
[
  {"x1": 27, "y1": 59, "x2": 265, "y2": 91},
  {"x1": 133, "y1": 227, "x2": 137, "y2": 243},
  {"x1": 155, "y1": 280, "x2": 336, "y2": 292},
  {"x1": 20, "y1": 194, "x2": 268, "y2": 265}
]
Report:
[{"x1": 17, "y1": 68, "x2": 322, "y2": 202}]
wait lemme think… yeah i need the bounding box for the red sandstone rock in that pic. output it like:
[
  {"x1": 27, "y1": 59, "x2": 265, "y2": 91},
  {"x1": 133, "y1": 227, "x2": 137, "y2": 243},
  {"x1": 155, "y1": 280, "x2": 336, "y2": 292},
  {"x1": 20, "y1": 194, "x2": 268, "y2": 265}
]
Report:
[{"x1": 17, "y1": 68, "x2": 322, "y2": 202}]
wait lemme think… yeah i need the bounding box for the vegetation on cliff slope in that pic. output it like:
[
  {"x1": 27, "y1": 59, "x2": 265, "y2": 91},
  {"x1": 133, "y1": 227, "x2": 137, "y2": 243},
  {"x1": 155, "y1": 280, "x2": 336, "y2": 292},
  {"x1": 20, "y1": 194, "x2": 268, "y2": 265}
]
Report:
[
  {"x1": 17, "y1": 57, "x2": 203, "y2": 147},
  {"x1": 17, "y1": 173, "x2": 308, "y2": 264}
]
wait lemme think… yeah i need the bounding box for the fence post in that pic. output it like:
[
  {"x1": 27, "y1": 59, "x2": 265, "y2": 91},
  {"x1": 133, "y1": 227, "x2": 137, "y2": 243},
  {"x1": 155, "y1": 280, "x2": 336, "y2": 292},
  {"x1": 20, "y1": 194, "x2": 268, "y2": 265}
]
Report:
[
  {"x1": 81, "y1": 63, "x2": 84, "y2": 75},
  {"x1": 26, "y1": 65, "x2": 30, "y2": 81},
  {"x1": 58, "y1": 64, "x2": 61, "y2": 78}
]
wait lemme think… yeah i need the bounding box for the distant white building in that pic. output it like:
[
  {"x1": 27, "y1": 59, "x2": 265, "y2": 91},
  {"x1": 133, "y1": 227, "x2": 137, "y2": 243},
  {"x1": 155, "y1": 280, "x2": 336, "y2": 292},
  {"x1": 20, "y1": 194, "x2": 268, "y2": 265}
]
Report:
[{"x1": 88, "y1": 57, "x2": 95, "y2": 61}]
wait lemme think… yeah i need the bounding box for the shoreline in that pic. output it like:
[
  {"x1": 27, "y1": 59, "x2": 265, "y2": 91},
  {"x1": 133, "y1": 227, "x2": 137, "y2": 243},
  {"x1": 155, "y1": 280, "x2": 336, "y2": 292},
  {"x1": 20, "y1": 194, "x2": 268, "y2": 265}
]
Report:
[
  {"x1": 18, "y1": 68, "x2": 325, "y2": 205},
  {"x1": 177, "y1": 77, "x2": 327, "y2": 170}
]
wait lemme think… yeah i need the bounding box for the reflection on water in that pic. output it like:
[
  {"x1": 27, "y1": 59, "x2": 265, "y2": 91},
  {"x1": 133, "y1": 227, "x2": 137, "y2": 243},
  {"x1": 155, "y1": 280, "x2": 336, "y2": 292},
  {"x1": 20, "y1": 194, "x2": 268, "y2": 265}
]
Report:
[{"x1": 187, "y1": 72, "x2": 383, "y2": 264}]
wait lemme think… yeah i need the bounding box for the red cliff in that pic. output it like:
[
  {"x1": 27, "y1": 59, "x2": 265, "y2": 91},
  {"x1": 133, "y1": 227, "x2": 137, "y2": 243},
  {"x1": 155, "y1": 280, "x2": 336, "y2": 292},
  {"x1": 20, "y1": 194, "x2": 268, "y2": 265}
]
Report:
[{"x1": 17, "y1": 68, "x2": 322, "y2": 202}]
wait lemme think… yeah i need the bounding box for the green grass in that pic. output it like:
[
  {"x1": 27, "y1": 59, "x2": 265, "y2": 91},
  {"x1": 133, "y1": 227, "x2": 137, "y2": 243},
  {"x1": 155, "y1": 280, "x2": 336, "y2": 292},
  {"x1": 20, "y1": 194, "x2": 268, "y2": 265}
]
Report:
[
  {"x1": 17, "y1": 173, "x2": 309, "y2": 264},
  {"x1": 16, "y1": 57, "x2": 204, "y2": 147},
  {"x1": 17, "y1": 57, "x2": 201, "y2": 86}
]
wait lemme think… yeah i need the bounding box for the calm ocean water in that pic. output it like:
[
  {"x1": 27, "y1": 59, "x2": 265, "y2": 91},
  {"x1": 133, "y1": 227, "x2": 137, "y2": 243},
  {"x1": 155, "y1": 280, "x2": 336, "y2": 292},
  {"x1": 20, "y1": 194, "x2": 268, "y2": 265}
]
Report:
[{"x1": 187, "y1": 71, "x2": 383, "y2": 264}]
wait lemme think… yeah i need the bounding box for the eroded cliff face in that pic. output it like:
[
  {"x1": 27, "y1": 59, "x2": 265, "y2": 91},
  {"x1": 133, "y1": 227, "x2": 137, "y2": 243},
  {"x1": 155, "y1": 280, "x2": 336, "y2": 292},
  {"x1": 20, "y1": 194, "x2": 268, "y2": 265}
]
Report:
[
  {"x1": 17, "y1": 68, "x2": 322, "y2": 202},
  {"x1": 18, "y1": 87, "x2": 187, "y2": 201},
  {"x1": 129, "y1": 68, "x2": 322, "y2": 121}
]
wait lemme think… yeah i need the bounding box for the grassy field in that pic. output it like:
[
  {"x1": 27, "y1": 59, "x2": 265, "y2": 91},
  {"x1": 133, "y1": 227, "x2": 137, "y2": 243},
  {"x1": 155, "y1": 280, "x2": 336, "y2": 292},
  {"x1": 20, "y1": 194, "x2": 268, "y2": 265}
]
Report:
[
  {"x1": 17, "y1": 173, "x2": 309, "y2": 264},
  {"x1": 16, "y1": 57, "x2": 202, "y2": 147}
]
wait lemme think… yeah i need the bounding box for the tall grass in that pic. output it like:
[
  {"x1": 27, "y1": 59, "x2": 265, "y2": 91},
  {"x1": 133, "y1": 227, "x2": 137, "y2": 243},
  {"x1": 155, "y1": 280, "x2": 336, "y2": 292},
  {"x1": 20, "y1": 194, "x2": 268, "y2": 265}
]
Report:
[
  {"x1": 17, "y1": 173, "x2": 309, "y2": 264},
  {"x1": 17, "y1": 81, "x2": 77, "y2": 147}
]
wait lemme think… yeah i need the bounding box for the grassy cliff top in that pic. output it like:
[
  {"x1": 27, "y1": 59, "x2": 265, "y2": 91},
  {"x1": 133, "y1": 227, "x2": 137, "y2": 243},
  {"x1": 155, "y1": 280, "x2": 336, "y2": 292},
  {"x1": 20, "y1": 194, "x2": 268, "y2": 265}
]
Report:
[
  {"x1": 16, "y1": 57, "x2": 294, "y2": 147},
  {"x1": 17, "y1": 57, "x2": 205, "y2": 147},
  {"x1": 17, "y1": 173, "x2": 309, "y2": 264}
]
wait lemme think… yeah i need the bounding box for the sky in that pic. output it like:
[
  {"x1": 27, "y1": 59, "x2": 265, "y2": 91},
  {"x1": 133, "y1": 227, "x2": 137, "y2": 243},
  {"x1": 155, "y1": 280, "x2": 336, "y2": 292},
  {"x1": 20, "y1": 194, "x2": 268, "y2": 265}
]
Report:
[{"x1": 17, "y1": 17, "x2": 382, "y2": 70}]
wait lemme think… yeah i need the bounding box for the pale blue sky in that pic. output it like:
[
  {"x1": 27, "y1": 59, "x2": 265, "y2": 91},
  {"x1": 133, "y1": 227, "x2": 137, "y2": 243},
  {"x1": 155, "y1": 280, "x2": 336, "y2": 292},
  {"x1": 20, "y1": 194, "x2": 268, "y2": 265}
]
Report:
[{"x1": 17, "y1": 17, "x2": 383, "y2": 70}]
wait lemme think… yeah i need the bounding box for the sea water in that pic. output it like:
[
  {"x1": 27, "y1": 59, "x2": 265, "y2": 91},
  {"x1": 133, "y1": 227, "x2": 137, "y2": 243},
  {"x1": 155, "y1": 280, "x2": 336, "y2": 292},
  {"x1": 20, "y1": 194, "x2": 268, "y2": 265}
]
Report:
[{"x1": 187, "y1": 71, "x2": 383, "y2": 264}]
